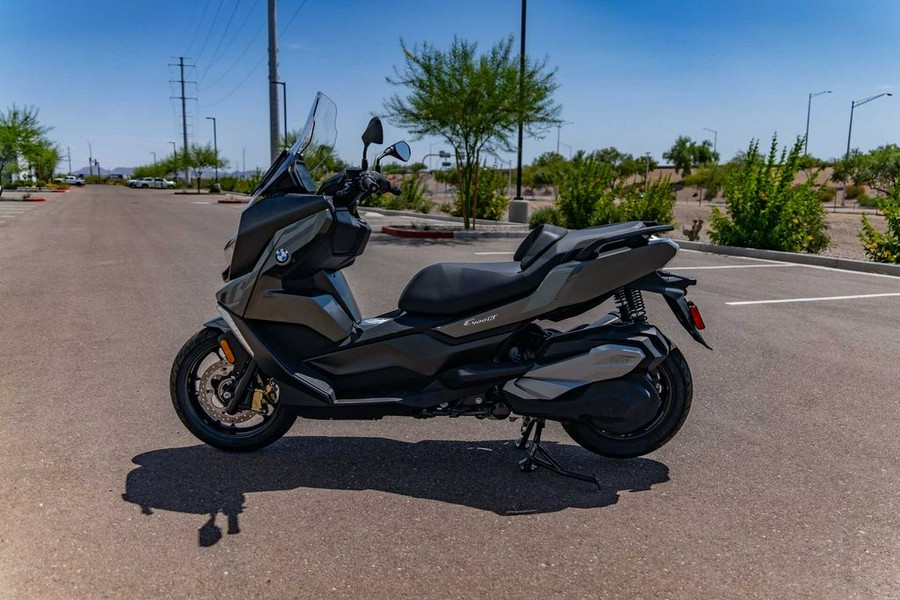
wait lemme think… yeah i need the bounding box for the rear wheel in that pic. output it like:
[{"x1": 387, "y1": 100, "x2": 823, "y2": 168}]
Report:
[
  {"x1": 562, "y1": 346, "x2": 692, "y2": 458},
  {"x1": 170, "y1": 328, "x2": 296, "y2": 451}
]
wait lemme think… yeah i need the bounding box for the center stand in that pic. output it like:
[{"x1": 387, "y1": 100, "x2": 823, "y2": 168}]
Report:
[{"x1": 515, "y1": 417, "x2": 601, "y2": 489}]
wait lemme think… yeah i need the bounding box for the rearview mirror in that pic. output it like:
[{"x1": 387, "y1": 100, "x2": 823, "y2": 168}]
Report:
[
  {"x1": 362, "y1": 117, "x2": 384, "y2": 145},
  {"x1": 374, "y1": 141, "x2": 412, "y2": 173}
]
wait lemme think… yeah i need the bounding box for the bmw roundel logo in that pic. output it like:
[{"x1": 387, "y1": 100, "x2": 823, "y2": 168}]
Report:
[{"x1": 274, "y1": 248, "x2": 291, "y2": 264}]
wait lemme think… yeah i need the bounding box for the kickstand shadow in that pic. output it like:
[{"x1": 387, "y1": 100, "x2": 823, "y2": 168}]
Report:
[{"x1": 122, "y1": 436, "x2": 669, "y2": 546}]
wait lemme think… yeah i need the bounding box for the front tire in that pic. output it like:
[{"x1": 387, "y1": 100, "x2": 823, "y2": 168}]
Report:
[
  {"x1": 170, "y1": 328, "x2": 296, "y2": 452},
  {"x1": 563, "y1": 346, "x2": 693, "y2": 459}
]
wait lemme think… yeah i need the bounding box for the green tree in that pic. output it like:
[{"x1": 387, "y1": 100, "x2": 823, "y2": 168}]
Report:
[
  {"x1": 29, "y1": 141, "x2": 61, "y2": 182},
  {"x1": 281, "y1": 129, "x2": 347, "y2": 182},
  {"x1": 187, "y1": 143, "x2": 229, "y2": 192},
  {"x1": 709, "y1": 135, "x2": 829, "y2": 253},
  {"x1": 663, "y1": 136, "x2": 719, "y2": 176},
  {"x1": 683, "y1": 163, "x2": 732, "y2": 204},
  {"x1": 0, "y1": 104, "x2": 52, "y2": 195},
  {"x1": 859, "y1": 183, "x2": 900, "y2": 263},
  {"x1": 832, "y1": 144, "x2": 900, "y2": 195},
  {"x1": 384, "y1": 36, "x2": 560, "y2": 228}
]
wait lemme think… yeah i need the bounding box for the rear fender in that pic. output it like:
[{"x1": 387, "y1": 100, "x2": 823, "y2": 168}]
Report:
[{"x1": 629, "y1": 271, "x2": 711, "y2": 349}]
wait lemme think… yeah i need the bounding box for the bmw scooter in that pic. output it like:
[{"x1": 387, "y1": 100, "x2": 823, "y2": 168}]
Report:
[{"x1": 170, "y1": 92, "x2": 710, "y2": 486}]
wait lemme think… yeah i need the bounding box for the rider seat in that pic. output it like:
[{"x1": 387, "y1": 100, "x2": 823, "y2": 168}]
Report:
[{"x1": 397, "y1": 222, "x2": 663, "y2": 316}]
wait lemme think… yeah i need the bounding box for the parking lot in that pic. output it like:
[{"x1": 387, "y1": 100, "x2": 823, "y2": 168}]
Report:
[{"x1": 0, "y1": 185, "x2": 897, "y2": 599}]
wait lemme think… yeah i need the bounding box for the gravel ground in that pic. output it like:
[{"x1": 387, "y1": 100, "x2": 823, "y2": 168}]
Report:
[{"x1": 668, "y1": 199, "x2": 888, "y2": 261}]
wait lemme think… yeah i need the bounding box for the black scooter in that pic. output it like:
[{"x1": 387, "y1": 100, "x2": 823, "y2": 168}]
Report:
[{"x1": 170, "y1": 93, "x2": 710, "y2": 486}]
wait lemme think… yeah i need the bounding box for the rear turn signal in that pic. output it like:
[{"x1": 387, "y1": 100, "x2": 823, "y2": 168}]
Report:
[
  {"x1": 219, "y1": 339, "x2": 236, "y2": 363},
  {"x1": 689, "y1": 303, "x2": 706, "y2": 330}
]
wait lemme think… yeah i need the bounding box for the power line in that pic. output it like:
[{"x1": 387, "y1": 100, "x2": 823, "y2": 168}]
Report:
[
  {"x1": 199, "y1": 0, "x2": 309, "y2": 109},
  {"x1": 199, "y1": 20, "x2": 265, "y2": 90},
  {"x1": 197, "y1": 0, "x2": 245, "y2": 83},
  {"x1": 183, "y1": 0, "x2": 213, "y2": 56},
  {"x1": 194, "y1": 0, "x2": 227, "y2": 63}
]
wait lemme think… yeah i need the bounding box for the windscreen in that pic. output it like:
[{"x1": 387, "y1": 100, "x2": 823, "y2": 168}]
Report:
[{"x1": 247, "y1": 92, "x2": 338, "y2": 206}]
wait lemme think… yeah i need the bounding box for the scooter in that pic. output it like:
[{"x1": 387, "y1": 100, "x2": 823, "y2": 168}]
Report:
[{"x1": 170, "y1": 92, "x2": 710, "y2": 486}]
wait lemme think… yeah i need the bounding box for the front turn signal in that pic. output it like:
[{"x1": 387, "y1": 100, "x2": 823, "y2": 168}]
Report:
[{"x1": 219, "y1": 339, "x2": 236, "y2": 363}]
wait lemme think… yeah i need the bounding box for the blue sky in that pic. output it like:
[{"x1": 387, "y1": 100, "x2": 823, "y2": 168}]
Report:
[{"x1": 3, "y1": 0, "x2": 900, "y2": 173}]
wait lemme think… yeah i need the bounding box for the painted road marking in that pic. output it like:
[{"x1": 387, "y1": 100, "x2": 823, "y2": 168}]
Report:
[
  {"x1": 475, "y1": 251, "x2": 515, "y2": 255},
  {"x1": 674, "y1": 264, "x2": 797, "y2": 270},
  {"x1": 727, "y1": 292, "x2": 900, "y2": 306},
  {"x1": 192, "y1": 201, "x2": 210, "y2": 204}
]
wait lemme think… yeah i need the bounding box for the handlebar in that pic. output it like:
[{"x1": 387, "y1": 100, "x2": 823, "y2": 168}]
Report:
[{"x1": 359, "y1": 171, "x2": 401, "y2": 196}]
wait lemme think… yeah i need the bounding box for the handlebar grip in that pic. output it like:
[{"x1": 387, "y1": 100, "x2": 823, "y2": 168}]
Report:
[{"x1": 359, "y1": 172, "x2": 380, "y2": 193}]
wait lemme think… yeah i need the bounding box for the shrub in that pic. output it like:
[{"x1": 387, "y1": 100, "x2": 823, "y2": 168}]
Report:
[
  {"x1": 856, "y1": 193, "x2": 879, "y2": 208},
  {"x1": 845, "y1": 183, "x2": 866, "y2": 199},
  {"x1": 616, "y1": 178, "x2": 676, "y2": 225},
  {"x1": 362, "y1": 175, "x2": 431, "y2": 213},
  {"x1": 529, "y1": 206, "x2": 565, "y2": 229},
  {"x1": 709, "y1": 135, "x2": 829, "y2": 253},
  {"x1": 816, "y1": 185, "x2": 836, "y2": 203},
  {"x1": 557, "y1": 151, "x2": 617, "y2": 229},
  {"x1": 859, "y1": 185, "x2": 900, "y2": 262},
  {"x1": 450, "y1": 167, "x2": 509, "y2": 221}
]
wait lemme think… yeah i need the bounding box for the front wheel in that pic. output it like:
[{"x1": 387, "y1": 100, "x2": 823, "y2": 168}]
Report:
[
  {"x1": 563, "y1": 346, "x2": 693, "y2": 459},
  {"x1": 170, "y1": 328, "x2": 297, "y2": 451}
]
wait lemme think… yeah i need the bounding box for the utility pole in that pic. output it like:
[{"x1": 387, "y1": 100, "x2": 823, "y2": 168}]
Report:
[
  {"x1": 267, "y1": 0, "x2": 280, "y2": 163},
  {"x1": 275, "y1": 81, "x2": 288, "y2": 148},
  {"x1": 169, "y1": 57, "x2": 196, "y2": 183},
  {"x1": 66, "y1": 146, "x2": 72, "y2": 174},
  {"x1": 206, "y1": 116, "x2": 219, "y2": 183},
  {"x1": 508, "y1": 0, "x2": 529, "y2": 224},
  {"x1": 87, "y1": 141, "x2": 93, "y2": 178}
]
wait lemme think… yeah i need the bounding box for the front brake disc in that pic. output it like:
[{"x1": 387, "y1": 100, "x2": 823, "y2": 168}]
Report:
[{"x1": 197, "y1": 360, "x2": 257, "y2": 424}]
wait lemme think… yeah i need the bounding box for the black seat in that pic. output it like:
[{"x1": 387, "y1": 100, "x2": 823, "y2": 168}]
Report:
[{"x1": 397, "y1": 221, "x2": 661, "y2": 316}]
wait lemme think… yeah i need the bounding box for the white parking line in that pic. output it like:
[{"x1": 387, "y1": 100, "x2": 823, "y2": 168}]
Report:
[
  {"x1": 673, "y1": 264, "x2": 797, "y2": 270},
  {"x1": 474, "y1": 251, "x2": 515, "y2": 255},
  {"x1": 192, "y1": 201, "x2": 210, "y2": 205},
  {"x1": 727, "y1": 292, "x2": 900, "y2": 306}
]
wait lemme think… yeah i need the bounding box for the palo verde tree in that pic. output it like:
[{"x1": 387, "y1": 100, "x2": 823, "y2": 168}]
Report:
[
  {"x1": 0, "y1": 104, "x2": 54, "y2": 195},
  {"x1": 832, "y1": 144, "x2": 900, "y2": 195},
  {"x1": 663, "y1": 136, "x2": 719, "y2": 176},
  {"x1": 187, "y1": 143, "x2": 229, "y2": 192},
  {"x1": 384, "y1": 36, "x2": 560, "y2": 228}
]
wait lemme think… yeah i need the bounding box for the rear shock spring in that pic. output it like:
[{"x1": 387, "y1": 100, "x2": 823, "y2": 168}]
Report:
[{"x1": 613, "y1": 287, "x2": 647, "y2": 323}]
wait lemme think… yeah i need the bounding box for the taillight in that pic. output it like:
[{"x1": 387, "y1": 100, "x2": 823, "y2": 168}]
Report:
[{"x1": 689, "y1": 303, "x2": 706, "y2": 330}]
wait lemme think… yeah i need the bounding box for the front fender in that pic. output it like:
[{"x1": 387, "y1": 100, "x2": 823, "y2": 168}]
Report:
[{"x1": 203, "y1": 315, "x2": 230, "y2": 333}]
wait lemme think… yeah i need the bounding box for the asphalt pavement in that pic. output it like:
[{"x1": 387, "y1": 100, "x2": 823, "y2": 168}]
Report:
[{"x1": 0, "y1": 185, "x2": 897, "y2": 599}]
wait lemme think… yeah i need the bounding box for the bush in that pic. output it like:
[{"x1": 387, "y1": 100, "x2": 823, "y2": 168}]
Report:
[
  {"x1": 529, "y1": 206, "x2": 565, "y2": 229},
  {"x1": 709, "y1": 135, "x2": 829, "y2": 253},
  {"x1": 616, "y1": 178, "x2": 676, "y2": 225},
  {"x1": 856, "y1": 193, "x2": 879, "y2": 208},
  {"x1": 449, "y1": 167, "x2": 509, "y2": 221},
  {"x1": 816, "y1": 185, "x2": 836, "y2": 203},
  {"x1": 859, "y1": 185, "x2": 900, "y2": 262},
  {"x1": 845, "y1": 183, "x2": 866, "y2": 199},
  {"x1": 557, "y1": 151, "x2": 617, "y2": 229}
]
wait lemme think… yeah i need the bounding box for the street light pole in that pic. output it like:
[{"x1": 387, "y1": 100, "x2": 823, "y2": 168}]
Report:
[
  {"x1": 703, "y1": 128, "x2": 718, "y2": 157},
  {"x1": 804, "y1": 90, "x2": 831, "y2": 155},
  {"x1": 644, "y1": 152, "x2": 651, "y2": 183},
  {"x1": 151, "y1": 151, "x2": 157, "y2": 165},
  {"x1": 846, "y1": 92, "x2": 892, "y2": 159},
  {"x1": 555, "y1": 121, "x2": 574, "y2": 155},
  {"x1": 274, "y1": 81, "x2": 288, "y2": 148},
  {"x1": 206, "y1": 116, "x2": 218, "y2": 183},
  {"x1": 87, "y1": 141, "x2": 93, "y2": 178},
  {"x1": 169, "y1": 141, "x2": 178, "y2": 182}
]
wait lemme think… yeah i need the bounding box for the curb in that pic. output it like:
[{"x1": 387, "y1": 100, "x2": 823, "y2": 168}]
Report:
[
  {"x1": 218, "y1": 198, "x2": 247, "y2": 204},
  {"x1": 677, "y1": 240, "x2": 900, "y2": 277},
  {"x1": 22, "y1": 197, "x2": 47, "y2": 202},
  {"x1": 381, "y1": 226, "x2": 454, "y2": 239}
]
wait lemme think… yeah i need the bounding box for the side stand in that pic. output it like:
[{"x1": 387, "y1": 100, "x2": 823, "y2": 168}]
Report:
[{"x1": 516, "y1": 417, "x2": 601, "y2": 490}]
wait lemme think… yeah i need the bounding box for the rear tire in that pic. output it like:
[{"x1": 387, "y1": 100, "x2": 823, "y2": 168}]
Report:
[
  {"x1": 562, "y1": 346, "x2": 692, "y2": 459},
  {"x1": 170, "y1": 328, "x2": 296, "y2": 452}
]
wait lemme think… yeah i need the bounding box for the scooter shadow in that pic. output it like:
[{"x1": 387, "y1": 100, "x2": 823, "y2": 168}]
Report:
[{"x1": 123, "y1": 436, "x2": 669, "y2": 546}]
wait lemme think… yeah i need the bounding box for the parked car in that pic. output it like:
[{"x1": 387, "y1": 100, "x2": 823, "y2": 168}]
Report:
[
  {"x1": 128, "y1": 177, "x2": 175, "y2": 189},
  {"x1": 54, "y1": 175, "x2": 85, "y2": 186}
]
